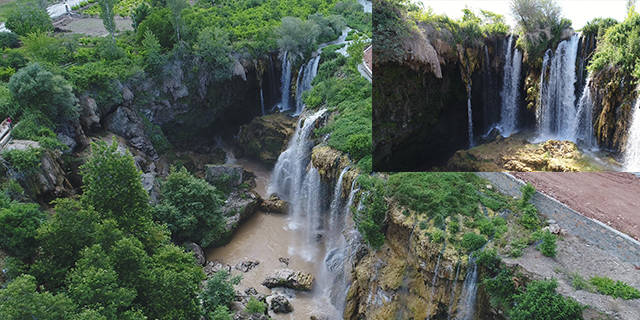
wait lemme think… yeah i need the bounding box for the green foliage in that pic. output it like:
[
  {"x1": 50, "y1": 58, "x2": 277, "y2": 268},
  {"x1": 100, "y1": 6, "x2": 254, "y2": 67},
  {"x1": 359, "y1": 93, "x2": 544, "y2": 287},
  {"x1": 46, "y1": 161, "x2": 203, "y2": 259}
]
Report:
[
  {"x1": 11, "y1": 112, "x2": 65, "y2": 150},
  {"x1": 354, "y1": 175, "x2": 387, "y2": 249},
  {"x1": 0, "y1": 274, "x2": 76, "y2": 320},
  {"x1": 137, "y1": 8, "x2": 175, "y2": 49},
  {"x1": 0, "y1": 32, "x2": 20, "y2": 49},
  {"x1": 588, "y1": 13, "x2": 640, "y2": 79},
  {"x1": 98, "y1": 0, "x2": 118, "y2": 41},
  {"x1": 141, "y1": 29, "x2": 167, "y2": 77},
  {"x1": 478, "y1": 218, "x2": 495, "y2": 237},
  {"x1": 81, "y1": 137, "x2": 151, "y2": 233},
  {"x1": 520, "y1": 183, "x2": 536, "y2": 204},
  {"x1": 581, "y1": 17, "x2": 618, "y2": 39},
  {"x1": 373, "y1": 0, "x2": 411, "y2": 64},
  {"x1": 418, "y1": 220, "x2": 428, "y2": 230},
  {"x1": 201, "y1": 269, "x2": 242, "y2": 316},
  {"x1": 166, "y1": 0, "x2": 188, "y2": 42},
  {"x1": 510, "y1": 238, "x2": 528, "y2": 257},
  {"x1": 589, "y1": 276, "x2": 640, "y2": 299},
  {"x1": 568, "y1": 272, "x2": 595, "y2": 292},
  {"x1": 430, "y1": 228, "x2": 444, "y2": 243},
  {"x1": 448, "y1": 220, "x2": 460, "y2": 234},
  {"x1": 209, "y1": 306, "x2": 233, "y2": 320},
  {"x1": 538, "y1": 229, "x2": 557, "y2": 257},
  {"x1": 0, "y1": 202, "x2": 44, "y2": 259},
  {"x1": 461, "y1": 232, "x2": 487, "y2": 252},
  {"x1": 5, "y1": 4, "x2": 53, "y2": 36},
  {"x1": 20, "y1": 31, "x2": 65, "y2": 64},
  {"x1": 8, "y1": 63, "x2": 79, "y2": 122},
  {"x1": 194, "y1": 27, "x2": 233, "y2": 83},
  {"x1": 244, "y1": 297, "x2": 266, "y2": 314},
  {"x1": 509, "y1": 279, "x2": 584, "y2": 320},
  {"x1": 2, "y1": 147, "x2": 42, "y2": 174},
  {"x1": 476, "y1": 248, "x2": 501, "y2": 274},
  {"x1": 275, "y1": 16, "x2": 321, "y2": 63},
  {"x1": 69, "y1": 61, "x2": 128, "y2": 114},
  {"x1": 484, "y1": 268, "x2": 521, "y2": 312},
  {"x1": 154, "y1": 167, "x2": 224, "y2": 247},
  {"x1": 518, "y1": 184, "x2": 541, "y2": 230},
  {"x1": 32, "y1": 199, "x2": 100, "y2": 289}
]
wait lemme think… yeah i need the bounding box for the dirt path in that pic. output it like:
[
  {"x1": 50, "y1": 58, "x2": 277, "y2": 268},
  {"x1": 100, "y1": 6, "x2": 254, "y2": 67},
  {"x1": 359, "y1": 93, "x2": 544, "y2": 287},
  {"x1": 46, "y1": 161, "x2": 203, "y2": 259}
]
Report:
[{"x1": 512, "y1": 172, "x2": 640, "y2": 241}]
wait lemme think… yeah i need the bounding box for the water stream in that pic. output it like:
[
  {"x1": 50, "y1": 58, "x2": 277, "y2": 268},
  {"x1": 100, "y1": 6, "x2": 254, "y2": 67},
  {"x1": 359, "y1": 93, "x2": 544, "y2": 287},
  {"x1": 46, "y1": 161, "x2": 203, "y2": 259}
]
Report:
[
  {"x1": 456, "y1": 254, "x2": 479, "y2": 320},
  {"x1": 447, "y1": 261, "x2": 463, "y2": 320},
  {"x1": 278, "y1": 51, "x2": 292, "y2": 112},
  {"x1": 624, "y1": 98, "x2": 640, "y2": 171},
  {"x1": 499, "y1": 34, "x2": 522, "y2": 137}
]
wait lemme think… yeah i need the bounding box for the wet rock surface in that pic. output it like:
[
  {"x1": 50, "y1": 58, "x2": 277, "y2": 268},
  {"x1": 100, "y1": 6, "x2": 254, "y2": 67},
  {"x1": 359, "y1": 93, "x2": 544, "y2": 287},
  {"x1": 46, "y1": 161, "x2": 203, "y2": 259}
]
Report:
[
  {"x1": 262, "y1": 269, "x2": 314, "y2": 291},
  {"x1": 236, "y1": 113, "x2": 296, "y2": 164},
  {"x1": 267, "y1": 294, "x2": 293, "y2": 313},
  {"x1": 260, "y1": 194, "x2": 289, "y2": 213},
  {"x1": 235, "y1": 260, "x2": 260, "y2": 272}
]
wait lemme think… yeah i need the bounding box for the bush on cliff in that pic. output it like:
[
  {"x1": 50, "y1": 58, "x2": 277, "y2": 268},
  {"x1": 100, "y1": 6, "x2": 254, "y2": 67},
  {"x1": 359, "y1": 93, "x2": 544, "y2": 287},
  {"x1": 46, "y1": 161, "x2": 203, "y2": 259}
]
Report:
[{"x1": 510, "y1": 279, "x2": 584, "y2": 320}]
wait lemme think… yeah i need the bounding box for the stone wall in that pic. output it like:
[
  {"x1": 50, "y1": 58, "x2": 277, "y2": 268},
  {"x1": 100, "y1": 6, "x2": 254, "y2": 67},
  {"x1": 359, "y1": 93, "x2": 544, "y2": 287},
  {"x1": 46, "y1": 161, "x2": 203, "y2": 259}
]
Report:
[{"x1": 477, "y1": 172, "x2": 640, "y2": 266}]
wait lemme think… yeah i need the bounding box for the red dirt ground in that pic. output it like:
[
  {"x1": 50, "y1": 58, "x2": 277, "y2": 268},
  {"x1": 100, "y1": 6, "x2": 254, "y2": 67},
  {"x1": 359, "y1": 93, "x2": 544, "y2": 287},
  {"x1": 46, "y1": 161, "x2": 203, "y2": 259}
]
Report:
[
  {"x1": 513, "y1": 172, "x2": 640, "y2": 242},
  {"x1": 364, "y1": 45, "x2": 372, "y2": 72}
]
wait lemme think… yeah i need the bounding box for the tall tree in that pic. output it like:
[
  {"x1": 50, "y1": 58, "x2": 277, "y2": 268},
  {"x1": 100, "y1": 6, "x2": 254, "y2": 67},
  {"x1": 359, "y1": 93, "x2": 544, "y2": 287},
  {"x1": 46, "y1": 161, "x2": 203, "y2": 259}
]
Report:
[
  {"x1": 627, "y1": 0, "x2": 637, "y2": 17},
  {"x1": 97, "y1": 0, "x2": 118, "y2": 42},
  {"x1": 166, "y1": 0, "x2": 188, "y2": 43}
]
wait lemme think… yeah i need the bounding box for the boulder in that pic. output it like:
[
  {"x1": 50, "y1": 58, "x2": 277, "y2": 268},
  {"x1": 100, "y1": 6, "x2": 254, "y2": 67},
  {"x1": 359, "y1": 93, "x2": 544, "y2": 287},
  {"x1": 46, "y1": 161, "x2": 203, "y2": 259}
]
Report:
[
  {"x1": 141, "y1": 172, "x2": 161, "y2": 204},
  {"x1": 236, "y1": 113, "x2": 296, "y2": 164},
  {"x1": 78, "y1": 95, "x2": 101, "y2": 132},
  {"x1": 262, "y1": 269, "x2": 314, "y2": 291},
  {"x1": 204, "y1": 261, "x2": 232, "y2": 278},
  {"x1": 104, "y1": 107, "x2": 158, "y2": 160},
  {"x1": 205, "y1": 164, "x2": 243, "y2": 188},
  {"x1": 260, "y1": 194, "x2": 289, "y2": 213},
  {"x1": 235, "y1": 260, "x2": 260, "y2": 272},
  {"x1": 268, "y1": 294, "x2": 293, "y2": 313},
  {"x1": 185, "y1": 242, "x2": 206, "y2": 266},
  {"x1": 208, "y1": 189, "x2": 261, "y2": 248}
]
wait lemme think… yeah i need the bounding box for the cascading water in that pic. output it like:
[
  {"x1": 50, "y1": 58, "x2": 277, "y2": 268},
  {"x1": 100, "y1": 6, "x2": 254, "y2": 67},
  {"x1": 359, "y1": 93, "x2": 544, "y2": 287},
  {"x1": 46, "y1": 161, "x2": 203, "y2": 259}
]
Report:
[
  {"x1": 447, "y1": 261, "x2": 463, "y2": 320},
  {"x1": 624, "y1": 98, "x2": 640, "y2": 171},
  {"x1": 278, "y1": 51, "x2": 292, "y2": 111},
  {"x1": 499, "y1": 34, "x2": 522, "y2": 137},
  {"x1": 465, "y1": 61, "x2": 474, "y2": 148},
  {"x1": 569, "y1": 74, "x2": 595, "y2": 147},
  {"x1": 259, "y1": 82, "x2": 265, "y2": 116},
  {"x1": 427, "y1": 247, "x2": 444, "y2": 318},
  {"x1": 538, "y1": 34, "x2": 581, "y2": 139},
  {"x1": 456, "y1": 254, "x2": 479, "y2": 320},
  {"x1": 295, "y1": 56, "x2": 321, "y2": 115}
]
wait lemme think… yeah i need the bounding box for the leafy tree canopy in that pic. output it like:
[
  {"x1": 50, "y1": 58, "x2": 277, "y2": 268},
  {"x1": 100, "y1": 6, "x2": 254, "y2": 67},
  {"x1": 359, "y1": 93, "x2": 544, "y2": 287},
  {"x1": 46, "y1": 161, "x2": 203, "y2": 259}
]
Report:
[{"x1": 5, "y1": 4, "x2": 53, "y2": 37}]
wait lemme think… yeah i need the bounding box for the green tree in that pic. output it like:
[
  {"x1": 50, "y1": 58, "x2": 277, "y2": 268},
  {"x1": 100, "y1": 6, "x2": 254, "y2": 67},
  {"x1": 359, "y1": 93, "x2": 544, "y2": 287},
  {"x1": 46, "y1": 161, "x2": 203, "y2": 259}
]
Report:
[
  {"x1": 5, "y1": 4, "x2": 53, "y2": 37},
  {"x1": 20, "y1": 31, "x2": 64, "y2": 65},
  {"x1": 141, "y1": 29, "x2": 167, "y2": 77},
  {"x1": 32, "y1": 199, "x2": 100, "y2": 289},
  {"x1": 354, "y1": 176, "x2": 387, "y2": 249},
  {"x1": 201, "y1": 269, "x2": 241, "y2": 316},
  {"x1": 510, "y1": 279, "x2": 583, "y2": 320},
  {"x1": 8, "y1": 63, "x2": 79, "y2": 121},
  {"x1": 142, "y1": 244, "x2": 205, "y2": 320},
  {"x1": 275, "y1": 16, "x2": 321, "y2": 62},
  {"x1": 65, "y1": 245, "x2": 137, "y2": 319},
  {"x1": 194, "y1": 27, "x2": 233, "y2": 83},
  {"x1": 166, "y1": 0, "x2": 188, "y2": 43},
  {"x1": 136, "y1": 8, "x2": 175, "y2": 49},
  {"x1": 155, "y1": 167, "x2": 224, "y2": 247},
  {"x1": 0, "y1": 274, "x2": 76, "y2": 320},
  {"x1": 97, "y1": 0, "x2": 118, "y2": 42},
  {"x1": 81, "y1": 138, "x2": 151, "y2": 233},
  {"x1": 538, "y1": 229, "x2": 557, "y2": 257},
  {"x1": 628, "y1": 0, "x2": 637, "y2": 16},
  {"x1": 0, "y1": 32, "x2": 20, "y2": 49},
  {"x1": 0, "y1": 202, "x2": 44, "y2": 259}
]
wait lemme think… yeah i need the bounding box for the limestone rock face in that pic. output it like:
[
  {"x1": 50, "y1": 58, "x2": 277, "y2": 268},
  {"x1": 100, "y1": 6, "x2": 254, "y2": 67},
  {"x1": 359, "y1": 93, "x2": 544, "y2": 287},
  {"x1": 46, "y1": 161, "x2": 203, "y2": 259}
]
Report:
[
  {"x1": 236, "y1": 113, "x2": 296, "y2": 164},
  {"x1": 104, "y1": 107, "x2": 158, "y2": 160},
  {"x1": 78, "y1": 95, "x2": 101, "y2": 132},
  {"x1": 262, "y1": 269, "x2": 314, "y2": 291}
]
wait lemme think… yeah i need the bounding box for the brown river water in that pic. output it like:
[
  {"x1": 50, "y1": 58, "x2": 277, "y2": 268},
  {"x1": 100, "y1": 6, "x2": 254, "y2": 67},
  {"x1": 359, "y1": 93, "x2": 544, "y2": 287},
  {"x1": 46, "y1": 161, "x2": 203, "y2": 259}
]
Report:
[{"x1": 205, "y1": 157, "x2": 342, "y2": 319}]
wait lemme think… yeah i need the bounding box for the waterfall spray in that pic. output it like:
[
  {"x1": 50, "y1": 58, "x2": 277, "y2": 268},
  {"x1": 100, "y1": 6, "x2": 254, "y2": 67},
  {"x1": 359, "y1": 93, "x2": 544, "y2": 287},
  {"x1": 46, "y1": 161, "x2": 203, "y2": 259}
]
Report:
[
  {"x1": 500, "y1": 34, "x2": 522, "y2": 136},
  {"x1": 456, "y1": 254, "x2": 479, "y2": 320},
  {"x1": 278, "y1": 51, "x2": 292, "y2": 111},
  {"x1": 624, "y1": 98, "x2": 640, "y2": 171},
  {"x1": 447, "y1": 261, "x2": 463, "y2": 320}
]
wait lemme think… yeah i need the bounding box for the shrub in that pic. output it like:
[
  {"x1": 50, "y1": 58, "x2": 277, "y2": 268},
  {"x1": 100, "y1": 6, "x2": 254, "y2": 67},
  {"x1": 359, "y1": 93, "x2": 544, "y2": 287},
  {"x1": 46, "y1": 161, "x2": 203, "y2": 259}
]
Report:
[
  {"x1": 510, "y1": 238, "x2": 528, "y2": 258},
  {"x1": 478, "y1": 218, "x2": 495, "y2": 237},
  {"x1": 0, "y1": 202, "x2": 45, "y2": 259},
  {"x1": 5, "y1": 5, "x2": 53, "y2": 36},
  {"x1": 418, "y1": 220, "x2": 428, "y2": 230},
  {"x1": 2, "y1": 148, "x2": 42, "y2": 174},
  {"x1": 538, "y1": 230, "x2": 557, "y2": 257},
  {"x1": 0, "y1": 32, "x2": 20, "y2": 50},
  {"x1": 509, "y1": 279, "x2": 584, "y2": 320},
  {"x1": 200, "y1": 270, "x2": 242, "y2": 315},
  {"x1": 569, "y1": 272, "x2": 594, "y2": 292},
  {"x1": 590, "y1": 276, "x2": 640, "y2": 299},
  {"x1": 461, "y1": 232, "x2": 487, "y2": 252},
  {"x1": 430, "y1": 229, "x2": 444, "y2": 243},
  {"x1": 244, "y1": 297, "x2": 266, "y2": 314},
  {"x1": 448, "y1": 220, "x2": 460, "y2": 234}
]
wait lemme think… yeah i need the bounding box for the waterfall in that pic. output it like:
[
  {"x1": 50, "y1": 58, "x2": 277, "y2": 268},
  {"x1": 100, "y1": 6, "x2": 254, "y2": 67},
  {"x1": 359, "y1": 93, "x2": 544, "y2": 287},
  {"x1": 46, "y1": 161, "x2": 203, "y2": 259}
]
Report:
[
  {"x1": 456, "y1": 254, "x2": 479, "y2": 320},
  {"x1": 538, "y1": 34, "x2": 581, "y2": 139},
  {"x1": 569, "y1": 74, "x2": 595, "y2": 147},
  {"x1": 499, "y1": 35, "x2": 522, "y2": 137},
  {"x1": 447, "y1": 261, "x2": 463, "y2": 320},
  {"x1": 278, "y1": 51, "x2": 292, "y2": 112},
  {"x1": 465, "y1": 62, "x2": 474, "y2": 148},
  {"x1": 624, "y1": 98, "x2": 640, "y2": 171},
  {"x1": 259, "y1": 82, "x2": 265, "y2": 116},
  {"x1": 329, "y1": 166, "x2": 350, "y2": 233},
  {"x1": 295, "y1": 56, "x2": 321, "y2": 116},
  {"x1": 427, "y1": 248, "x2": 444, "y2": 318}
]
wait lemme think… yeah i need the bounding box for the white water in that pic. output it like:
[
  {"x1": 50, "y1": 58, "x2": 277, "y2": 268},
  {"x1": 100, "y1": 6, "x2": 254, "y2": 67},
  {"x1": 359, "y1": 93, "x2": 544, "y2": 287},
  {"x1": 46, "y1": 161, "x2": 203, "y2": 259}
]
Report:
[
  {"x1": 278, "y1": 51, "x2": 292, "y2": 112},
  {"x1": 456, "y1": 254, "x2": 479, "y2": 320},
  {"x1": 447, "y1": 261, "x2": 463, "y2": 320},
  {"x1": 295, "y1": 56, "x2": 321, "y2": 116},
  {"x1": 569, "y1": 74, "x2": 596, "y2": 148},
  {"x1": 624, "y1": 98, "x2": 640, "y2": 171},
  {"x1": 259, "y1": 82, "x2": 265, "y2": 116},
  {"x1": 427, "y1": 248, "x2": 444, "y2": 318},
  {"x1": 356, "y1": 0, "x2": 372, "y2": 13},
  {"x1": 499, "y1": 35, "x2": 522, "y2": 137},
  {"x1": 538, "y1": 34, "x2": 581, "y2": 140}
]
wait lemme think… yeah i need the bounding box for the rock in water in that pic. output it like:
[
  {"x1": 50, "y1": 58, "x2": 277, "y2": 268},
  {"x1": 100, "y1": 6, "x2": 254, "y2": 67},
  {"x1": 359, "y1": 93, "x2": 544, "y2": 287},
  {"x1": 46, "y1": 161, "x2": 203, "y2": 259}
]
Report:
[
  {"x1": 184, "y1": 242, "x2": 206, "y2": 266},
  {"x1": 235, "y1": 260, "x2": 260, "y2": 272},
  {"x1": 268, "y1": 295, "x2": 293, "y2": 313},
  {"x1": 262, "y1": 269, "x2": 314, "y2": 291},
  {"x1": 260, "y1": 194, "x2": 289, "y2": 213},
  {"x1": 236, "y1": 113, "x2": 296, "y2": 164},
  {"x1": 205, "y1": 164, "x2": 244, "y2": 188}
]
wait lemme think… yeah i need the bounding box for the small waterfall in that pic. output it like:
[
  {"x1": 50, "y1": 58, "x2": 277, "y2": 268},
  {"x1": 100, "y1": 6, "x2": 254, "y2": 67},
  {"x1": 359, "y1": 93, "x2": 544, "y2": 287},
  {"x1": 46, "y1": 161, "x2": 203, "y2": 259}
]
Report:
[
  {"x1": 344, "y1": 178, "x2": 359, "y2": 226},
  {"x1": 259, "y1": 82, "x2": 265, "y2": 116},
  {"x1": 427, "y1": 247, "x2": 444, "y2": 318},
  {"x1": 214, "y1": 136, "x2": 236, "y2": 164},
  {"x1": 328, "y1": 166, "x2": 350, "y2": 233},
  {"x1": 295, "y1": 56, "x2": 321, "y2": 116},
  {"x1": 465, "y1": 62, "x2": 474, "y2": 148},
  {"x1": 456, "y1": 254, "x2": 479, "y2": 320},
  {"x1": 499, "y1": 35, "x2": 522, "y2": 137},
  {"x1": 569, "y1": 74, "x2": 595, "y2": 147},
  {"x1": 278, "y1": 51, "x2": 292, "y2": 112},
  {"x1": 537, "y1": 49, "x2": 551, "y2": 128},
  {"x1": 447, "y1": 261, "x2": 463, "y2": 320},
  {"x1": 538, "y1": 34, "x2": 581, "y2": 139},
  {"x1": 624, "y1": 98, "x2": 640, "y2": 171}
]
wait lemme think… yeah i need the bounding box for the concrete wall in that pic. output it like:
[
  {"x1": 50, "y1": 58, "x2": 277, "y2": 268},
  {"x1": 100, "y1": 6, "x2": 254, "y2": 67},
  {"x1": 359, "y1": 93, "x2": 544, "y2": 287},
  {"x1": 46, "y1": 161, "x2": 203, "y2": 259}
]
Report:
[{"x1": 477, "y1": 172, "x2": 640, "y2": 266}]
